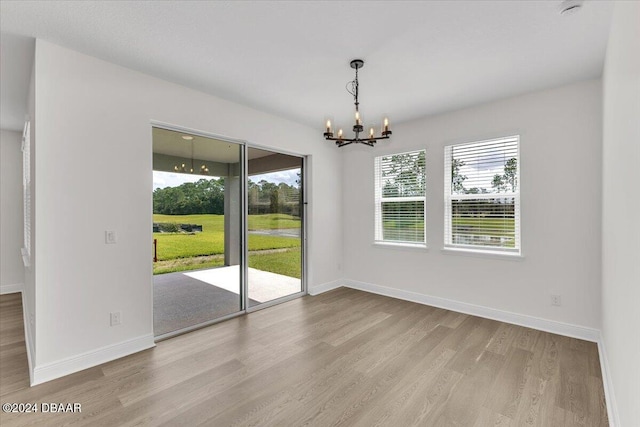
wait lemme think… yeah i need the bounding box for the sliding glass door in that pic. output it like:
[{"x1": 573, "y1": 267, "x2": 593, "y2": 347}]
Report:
[
  {"x1": 152, "y1": 128, "x2": 243, "y2": 337},
  {"x1": 152, "y1": 126, "x2": 305, "y2": 338},
  {"x1": 246, "y1": 148, "x2": 304, "y2": 308}
]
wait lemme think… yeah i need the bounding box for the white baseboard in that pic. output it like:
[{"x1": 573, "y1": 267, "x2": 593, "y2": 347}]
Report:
[
  {"x1": 339, "y1": 279, "x2": 600, "y2": 342},
  {"x1": 32, "y1": 334, "x2": 155, "y2": 386},
  {"x1": 308, "y1": 279, "x2": 344, "y2": 296},
  {"x1": 0, "y1": 282, "x2": 24, "y2": 294},
  {"x1": 597, "y1": 335, "x2": 619, "y2": 427}
]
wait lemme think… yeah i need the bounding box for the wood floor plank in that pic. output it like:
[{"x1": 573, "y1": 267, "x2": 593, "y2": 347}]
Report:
[
  {"x1": 512, "y1": 374, "x2": 548, "y2": 426},
  {"x1": 445, "y1": 317, "x2": 501, "y2": 374},
  {"x1": 351, "y1": 348, "x2": 460, "y2": 427},
  {"x1": 513, "y1": 326, "x2": 541, "y2": 352},
  {"x1": 485, "y1": 322, "x2": 519, "y2": 355},
  {"x1": 473, "y1": 407, "x2": 514, "y2": 427},
  {"x1": 0, "y1": 293, "x2": 29, "y2": 398},
  {"x1": 0, "y1": 289, "x2": 608, "y2": 427},
  {"x1": 557, "y1": 344, "x2": 590, "y2": 419},
  {"x1": 430, "y1": 350, "x2": 506, "y2": 425},
  {"x1": 483, "y1": 347, "x2": 533, "y2": 418}
]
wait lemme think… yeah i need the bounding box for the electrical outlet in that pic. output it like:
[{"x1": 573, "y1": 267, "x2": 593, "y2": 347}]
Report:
[
  {"x1": 551, "y1": 295, "x2": 562, "y2": 306},
  {"x1": 110, "y1": 311, "x2": 122, "y2": 326},
  {"x1": 105, "y1": 230, "x2": 117, "y2": 244}
]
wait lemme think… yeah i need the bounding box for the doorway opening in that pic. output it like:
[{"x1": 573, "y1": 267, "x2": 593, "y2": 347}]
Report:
[
  {"x1": 152, "y1": 126, "x2": 306, "y2": 338},
  {"x1": 152, "y1": 128, "x2": 243, "y2": 337}
]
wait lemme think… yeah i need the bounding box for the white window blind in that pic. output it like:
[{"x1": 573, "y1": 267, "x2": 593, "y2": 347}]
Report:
[
  {"x1": 22, "y1": 120, "x2": 32, "y2": 266},
  {"x1": 375, "y1": 150, "x2": 426, "y2": 245},
  {"x1": 444, "y1": 136, "x2": 520, "y2": 254}
]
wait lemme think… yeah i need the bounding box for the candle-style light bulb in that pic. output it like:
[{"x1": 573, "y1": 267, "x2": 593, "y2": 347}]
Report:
[
  {"x1": 326, "y1": 120, "x2": 332, "y2": 133},
  {"x1": 355, "y1": 111, "x2": 361, "y2": 125},
  {"x1": 383, "y1": 118, "x2": 389, "y2": 132},
  {"x1": 338, "y1": 128, "x2": 343, "y2": 139},
  {"x1": 369, "y1": 128, "x2": 375, "y2": 139}
]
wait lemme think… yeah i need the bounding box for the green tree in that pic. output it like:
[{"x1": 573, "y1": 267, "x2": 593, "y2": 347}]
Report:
[
  {"x1": 492, "y1": 174, "x2": 507, "y2": 192},
  {"x1": 491, "y1": 158, "x2": 517, "y2": 193},
  {"x1": 270, "y1": 189, "x2": 280, "y2": 213},
  {"x1": 382, "y1": 151, "x2": 426, "y2": 197},
  {"x1": 504, "y1": 158, "x2": 518, "y2": 192},
  {"x1": 451, "y1": 158, "x2": 467, "y2": 193},
  {"x1": 153, "y1": 177, "x2": 225, "y2": 215}
]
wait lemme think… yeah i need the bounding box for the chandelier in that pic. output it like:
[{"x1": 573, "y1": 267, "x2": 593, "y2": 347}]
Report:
[
  {"x1": 323, "y1": 59, "x2": 392, "y2": 147},
  {"x1": 174, "y1": 135, "x2": 209, "y2": 175}
]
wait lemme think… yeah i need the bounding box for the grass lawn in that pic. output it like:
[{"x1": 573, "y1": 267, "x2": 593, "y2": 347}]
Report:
[
  {"x1": 153, "y1": 255, "x2": 225, "y2": 275},
  {"x1": 451, "y1": 217, "x2": 515, "y2": 247},
  {"x1": 153, "y1": 213, "x2": 302, "y2": 277},
  {"x1": 452, "y1": 217, "x2": 515, "y2": 234},
  {"x1": 247, "y1": 214, "x2": 300, "y2": 230},
  {"x1": 153, "y1": 249, "x2": 301, "y2": 278},
  {"x1": 153, "y1": 213, "x2": 300, "y2": 261},
  {"x1": 249, "y1": 248, "x2": 301, "y2": 279}
]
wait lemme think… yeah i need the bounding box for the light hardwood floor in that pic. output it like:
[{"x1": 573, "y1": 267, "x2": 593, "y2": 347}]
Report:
[{"x1": 0, "y1": 289, "x2": 608, "y2": 426}]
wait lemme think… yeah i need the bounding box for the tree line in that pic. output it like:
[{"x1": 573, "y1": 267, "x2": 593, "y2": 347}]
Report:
[
  {"x1": 379, "y1": 152, "x2": 518, "y2": 219},
  {"x1": 153, "y1": 178, "x2": 301, "y2": 216},
  {"x1": 451, "y1": 157, "x2": 518, "y2": 218},
  {"x1": 452, "y1": 157, "x2": 518, "y2": 194}
]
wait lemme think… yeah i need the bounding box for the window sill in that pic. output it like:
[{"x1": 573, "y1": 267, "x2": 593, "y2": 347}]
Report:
[
  {"x1": 440, "y1": 247, "x2": 524, "y2": 261},
  {"x1": 373, "y1": 242, "x2": 428, "y2": 251}
]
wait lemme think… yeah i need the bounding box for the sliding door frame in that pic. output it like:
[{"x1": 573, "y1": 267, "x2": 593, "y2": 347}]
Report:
[
  {"x1": 244, "y1": 142, "x2": 307, "y2": 313},
  {"x1": 150, "y1": 121, "x2": 307, "y2": 339},
  {"x1": 151, "y1": 121, "x2": 248, "y2": 341}
]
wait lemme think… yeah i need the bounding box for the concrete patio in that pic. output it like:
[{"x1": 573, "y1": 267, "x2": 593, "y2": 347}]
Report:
[{"x1": 154, "y1": 266, "x2": 301, "y2": 336}]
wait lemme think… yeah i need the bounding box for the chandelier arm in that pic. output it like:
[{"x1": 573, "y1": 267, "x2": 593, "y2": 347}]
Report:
[
  {"x1": 325, "y1": 136, "x2": 389, "y2": 144},
  {"x1": 337, "y1": 140, "x2": 354, "y2": 148}
]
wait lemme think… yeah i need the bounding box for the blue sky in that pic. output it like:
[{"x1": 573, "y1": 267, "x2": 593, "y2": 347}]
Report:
[{"x1": 153, "y1": 169, "x2": 300, "y2": 190}]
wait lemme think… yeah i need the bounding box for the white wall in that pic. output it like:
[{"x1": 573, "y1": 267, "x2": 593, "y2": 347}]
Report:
[
  {"x1": 31, "y1": 40, "x2": 343, "y2": 379},
  {"x1": 25, "y1": 59, "x2": 36, "y2": 362},
  {"x1": 0, "y1": 129, "x2": 24, "y2": 292},
  {"x1": 343, "y1": 79, "x2": 602, "y2": 331},
  {"x1": 601, "y1": 2, "x2": 640, "y2": 426}
]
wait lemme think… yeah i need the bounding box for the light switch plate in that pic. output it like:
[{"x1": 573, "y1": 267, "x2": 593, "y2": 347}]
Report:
[
  {"x1": 105, "y1": 230, "x2": 117, "y2": 244},
  {"x1": 110, "y1": 311, "x2": 121, "y2": 326}
]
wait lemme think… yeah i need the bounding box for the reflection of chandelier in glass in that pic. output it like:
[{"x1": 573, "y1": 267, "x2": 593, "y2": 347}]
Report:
[
  {"x1": 323, "y1": 59, "x2": 392, "y2": 148},
  {"x1": 174, "y1": 135, "x2": 209, "y2": 174}
]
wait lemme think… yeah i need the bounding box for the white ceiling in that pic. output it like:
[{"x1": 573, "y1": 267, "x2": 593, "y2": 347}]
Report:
[{"x1": 0, "y1": 1, "x2": 614, "y2": 132}]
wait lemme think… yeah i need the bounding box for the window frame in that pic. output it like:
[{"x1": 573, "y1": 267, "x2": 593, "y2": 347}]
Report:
[
  {"x1": 374, "y1": 148, "x2": 427, "y2": 248},
  {"x1": 443, "y1": 135, "x2": 521, "y2": 256}
]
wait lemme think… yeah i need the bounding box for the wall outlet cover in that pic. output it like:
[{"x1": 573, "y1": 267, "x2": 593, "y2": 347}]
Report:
[{"x1": 110, "y1": 311, "x2": 122, "y2": 326}]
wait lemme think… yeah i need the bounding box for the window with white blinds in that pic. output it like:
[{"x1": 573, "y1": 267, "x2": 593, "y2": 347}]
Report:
[
  {"x1": 444, "y1": 136, "x2": 520, "y2": 254},
  {"x1": 375, "y1": 149, "x2": 426, "y2": 246},
  {"x1": 22, "y1": 120, "x2": 31, "y2": 266}
]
